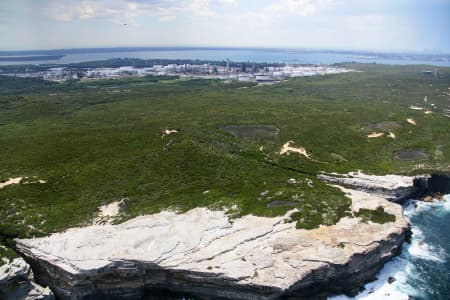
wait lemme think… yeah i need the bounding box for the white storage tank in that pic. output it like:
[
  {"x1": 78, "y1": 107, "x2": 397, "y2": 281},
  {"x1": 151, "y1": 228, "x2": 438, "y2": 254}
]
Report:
[
  {"x1": 238, "y1": 73, "x2": 251, "y2": 81},
  {"x1": 255, "y1": 73, "x2": 271, "y2": 82}
]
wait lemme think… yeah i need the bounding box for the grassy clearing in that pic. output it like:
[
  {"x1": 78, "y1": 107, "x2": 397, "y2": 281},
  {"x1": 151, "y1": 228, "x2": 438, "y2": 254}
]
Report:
[{"x1": 0, "y1": 63, "x2": 449, "y2": 258}]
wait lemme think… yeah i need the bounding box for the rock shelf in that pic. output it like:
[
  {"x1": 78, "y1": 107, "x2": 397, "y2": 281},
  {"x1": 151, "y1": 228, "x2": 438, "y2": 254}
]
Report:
[{"x1": 15, "y1": 173, "x2": 411, "y2": 300}]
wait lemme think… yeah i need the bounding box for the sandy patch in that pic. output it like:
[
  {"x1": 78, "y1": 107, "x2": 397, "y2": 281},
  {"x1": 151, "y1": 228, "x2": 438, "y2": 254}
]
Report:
[
  {"x1": 424, "y1": 110, "x2": 432, "y2": 114},
  {"x1": 93, "y1": 200, "x2": 125, "y2": 225},
  {"x1": 409, "y1": 106, "x2": 423, "y2": 110},
  {"x1": 424, "y1": 96, "x2": 428, "y2": 102},
  {"x1": 367, "y1": 132, "x2": 384, "y2": 138},
  {"x1": 0, "y1": 177, "x2": 23, "y2": 189},
  {"x1": 161, "y1": 129, "x2": 179, "y2": 138},
  {"x1": 0, "y1": 177, "x2": 47, "y2": 189},
  {"x1": 387, "y1": 132, "x2": 396, "y2": 139},
  {"x1": 100, "y1": 202, "x2": 121, "y2": 217},
  {"x1": 279, "y1": 141, "x2": 311, "y2": 159},
  {"x1": 406, "y1": 118, "x2": 416, "y2": 126},
  {"x1": 0, "y1": 177, "x2": 48, "y2": 189}
]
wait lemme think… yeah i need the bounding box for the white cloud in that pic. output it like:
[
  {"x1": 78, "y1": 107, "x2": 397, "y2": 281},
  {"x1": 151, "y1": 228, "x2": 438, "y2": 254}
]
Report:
[
  {"x1": 43, "y1": 0, "x2": 219, "y2": 23},
  {"x1": 188, "y1": 0, "x2": 215, "y2": 16},
  {"x1": 45, "y1": 0, "x2": 120, "y2": 22},
  {"x1": 264, "y1": 0, "x2": 336, "y2": 17},
  {"x1": 78, "y1": 2, "x2": 96, "y2": 19},
  {"x1": 217, "y1": 0, "x2": 237, "y2": 4},
  {"x1": 265, "y1": 0, "x2": 315, "y2": 16}
]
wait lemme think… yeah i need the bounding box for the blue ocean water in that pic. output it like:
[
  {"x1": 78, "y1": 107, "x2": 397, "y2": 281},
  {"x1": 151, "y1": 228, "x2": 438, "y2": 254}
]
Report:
[
  {"x1": 330, "y1": 195, "x2": 450, "y2": 300},
  {"x1": 0, "y1": 48, "x2": 450, "y2": 67}
]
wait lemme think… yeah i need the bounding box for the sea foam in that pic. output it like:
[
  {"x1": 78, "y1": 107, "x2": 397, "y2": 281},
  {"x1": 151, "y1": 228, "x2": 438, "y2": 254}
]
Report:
[
  {"x1": 407, "y1": 227, "x2": 445, "y2": 262},
  {"x1": 329, "y1": 194, "x2": 450, "y2": 300}
]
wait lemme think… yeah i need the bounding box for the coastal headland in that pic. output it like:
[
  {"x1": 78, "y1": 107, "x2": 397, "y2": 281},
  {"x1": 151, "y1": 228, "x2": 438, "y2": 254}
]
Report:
[
  {"x1": 0, "y1": 62, "x2": 449, "y2": 299},
  {"x1": 9, "y1": 173, "x2": 450, "y2": 299}
]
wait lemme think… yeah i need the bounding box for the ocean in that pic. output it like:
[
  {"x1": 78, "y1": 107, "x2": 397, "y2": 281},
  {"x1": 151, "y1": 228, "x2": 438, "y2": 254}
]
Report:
[
  {"x1": 330, "y1": 194, "x2": 450, "y2": 300},
  {"x1": 0, "y1": 47, "x2": 450, "y2": 67}
]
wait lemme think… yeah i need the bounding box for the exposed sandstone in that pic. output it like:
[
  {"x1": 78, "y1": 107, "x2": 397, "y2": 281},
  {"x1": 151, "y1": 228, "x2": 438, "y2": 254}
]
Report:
[
  {"x1": 15, "y1": 179, "x2": 409, "y2": 300},
  {"x1": 0, "y1": 258, "x2": 54, "y2": 300},
  {"x1": 317, "y1": 171, "x2": 415, "y2": 202}
]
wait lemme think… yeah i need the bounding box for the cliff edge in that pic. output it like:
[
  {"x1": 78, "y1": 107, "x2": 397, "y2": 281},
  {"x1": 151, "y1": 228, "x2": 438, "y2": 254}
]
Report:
[{"x1": 14, "y1": 173, "x2": 411, "y2": 300}]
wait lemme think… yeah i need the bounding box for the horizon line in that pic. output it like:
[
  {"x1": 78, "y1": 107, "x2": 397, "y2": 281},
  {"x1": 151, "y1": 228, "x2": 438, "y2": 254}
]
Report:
[{"x1": 0, "y1": 46, "x2": 449, "y2": 56}]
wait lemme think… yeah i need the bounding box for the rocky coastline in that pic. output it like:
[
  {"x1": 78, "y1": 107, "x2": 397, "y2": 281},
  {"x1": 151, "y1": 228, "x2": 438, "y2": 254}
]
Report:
[
  {"x1": 412, "y1": 173, "x2": 450, "y2": 201},
  {"x1": 5, "y1": 173, "x2": 450, "y2": 300},
  {"x1": 0, "y1": 257, "x2": 54, "y2": 300}
]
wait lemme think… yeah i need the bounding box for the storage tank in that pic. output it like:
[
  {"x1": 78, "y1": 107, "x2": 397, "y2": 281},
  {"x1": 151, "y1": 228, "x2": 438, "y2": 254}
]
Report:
[
  {"x1": 238, "y1": 73, "x2": 251, "y2": 81},
  {"x1": 255, "y1": 73, "x2": 271, "y2": 82}
]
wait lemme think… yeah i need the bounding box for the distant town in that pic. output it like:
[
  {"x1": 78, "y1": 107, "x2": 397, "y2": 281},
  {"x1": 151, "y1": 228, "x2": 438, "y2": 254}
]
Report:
[{"x1": 0, "y1": 60, "x2": 352, "y2": 84}]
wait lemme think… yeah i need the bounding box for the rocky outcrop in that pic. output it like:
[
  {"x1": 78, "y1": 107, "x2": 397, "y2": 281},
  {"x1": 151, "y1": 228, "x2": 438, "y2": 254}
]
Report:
[
  {"x1": 317, "y1": 171, "x2": 416, "y2": 202},
  {"x1": 0, "y1": 258, "x2": 54, "y2": 300},
  {"x1": 319, "y1": 172, "x2": 450, "y2": 204},
  {"x1": 15, "y1": 183, "x2": 409, "y2": 300},
  {"x1": 413, "y1": 173, "x2": 450, "y2": 198}
]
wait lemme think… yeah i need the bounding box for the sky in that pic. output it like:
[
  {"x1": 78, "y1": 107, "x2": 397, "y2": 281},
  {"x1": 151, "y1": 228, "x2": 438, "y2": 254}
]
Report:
[{"x1": 0, "y1": 0, "x2": 449, "y2": 52}]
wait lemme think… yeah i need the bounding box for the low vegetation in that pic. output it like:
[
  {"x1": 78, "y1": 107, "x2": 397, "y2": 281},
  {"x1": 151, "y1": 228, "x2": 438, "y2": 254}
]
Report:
[
  {"x1": 0, "y1": 63, "x2": 449, "y2": 260},
  {"x1": 354, "y1": 206, "x2": 396, "y2": 224}
]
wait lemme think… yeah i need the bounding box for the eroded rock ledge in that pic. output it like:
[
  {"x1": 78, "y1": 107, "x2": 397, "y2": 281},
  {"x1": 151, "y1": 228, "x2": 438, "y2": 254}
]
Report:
[
  {"x1": 0, "y1": 257, "x2": 54, "y2": 300},
  {"x1": 413, "y1": 173, "x2": 450, "y2": 198},
  {"x1": 14, "y1": 174, "x2": 411, "y2": 300},
  {"x1": 319, "y1": 172, "x2": 450, "y2": 203},
  {"x1": 317, "y1": 171, "x2": 415, "y2": 202}
]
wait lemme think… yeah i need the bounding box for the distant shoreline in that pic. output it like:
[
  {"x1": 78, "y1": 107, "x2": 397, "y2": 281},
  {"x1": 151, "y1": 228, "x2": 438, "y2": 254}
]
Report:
[
  {"x1": 0, "y1": 55, "x2": 64, "y2": 62},
  {"x1": 0, "y1": 47, "x2": 449, "y2": 67},
  {"x1": 1, "y1": 47, "x2": 449, "y2": 57}
]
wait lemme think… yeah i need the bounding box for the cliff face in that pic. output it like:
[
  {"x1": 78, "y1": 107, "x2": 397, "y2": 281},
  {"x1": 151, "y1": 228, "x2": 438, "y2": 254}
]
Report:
[
  {"x1": 413, "y1": 174, "x2": 450, "y2": 197},
  {"x1": 17, "y1": 231, "x2": 406, "y2": 300},
  {"x1": 318, "y1": 172, "x2": 450, "y2": 203},
  {"x1": 0, "y1": 257, "x2": 54, "y2": 300},
  {"x1": 14, "y1": 177, "x2": 410, "y2": 300},
  {"x1": 317, "y1": 172, "x2": 416, "y2": 202}
]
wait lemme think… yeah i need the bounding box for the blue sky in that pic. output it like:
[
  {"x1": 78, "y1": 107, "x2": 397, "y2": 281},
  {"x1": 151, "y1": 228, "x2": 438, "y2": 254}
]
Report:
[{"x1": 0, "y1": 0, "x2": 449, "y2": 52}]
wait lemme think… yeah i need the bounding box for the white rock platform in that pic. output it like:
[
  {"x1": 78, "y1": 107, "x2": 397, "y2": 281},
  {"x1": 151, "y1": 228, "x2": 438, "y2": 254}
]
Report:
[{"x1": 15, "y1": 184, "x2": 409, "y2": 300}]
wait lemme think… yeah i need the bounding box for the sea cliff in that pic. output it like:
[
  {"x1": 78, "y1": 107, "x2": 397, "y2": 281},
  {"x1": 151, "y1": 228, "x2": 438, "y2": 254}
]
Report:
[
  {"x1": 0, "y1": 257, "x2": 54, "y2": 300},
  {"x1": 12, "y1": 172, "x2": 423, "y2": 300}
]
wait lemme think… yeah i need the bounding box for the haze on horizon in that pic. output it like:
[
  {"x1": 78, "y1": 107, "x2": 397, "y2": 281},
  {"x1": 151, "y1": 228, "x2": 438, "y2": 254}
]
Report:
[{"x1": 0, "y1": 0, "x2": 449, "y2": 53}]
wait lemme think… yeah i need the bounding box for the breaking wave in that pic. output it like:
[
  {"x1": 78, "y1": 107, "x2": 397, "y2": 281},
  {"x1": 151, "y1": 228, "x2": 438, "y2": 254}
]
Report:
[{"x1": 329, "y1": 195, "x2": 450, "y2": 300}]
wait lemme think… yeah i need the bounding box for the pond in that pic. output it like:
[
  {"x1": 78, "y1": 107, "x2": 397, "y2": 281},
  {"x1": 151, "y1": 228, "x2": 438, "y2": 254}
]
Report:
[
  {"x1": 220, "y1": 125, "x2": 280, "y2": 142},
  {"x1": 394, "y1": 149, "x2": 428, "y2": 160}
]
